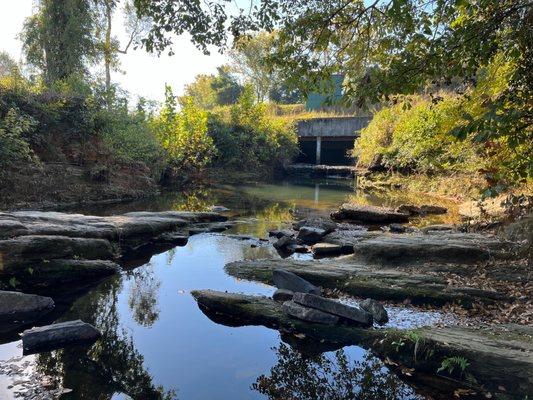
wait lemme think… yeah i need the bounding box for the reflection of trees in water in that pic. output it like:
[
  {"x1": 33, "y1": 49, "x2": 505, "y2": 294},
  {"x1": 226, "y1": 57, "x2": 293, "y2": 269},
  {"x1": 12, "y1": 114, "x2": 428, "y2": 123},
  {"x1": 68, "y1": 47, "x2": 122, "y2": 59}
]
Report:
[
  {"x1": 35, "y1": 275, "x2": 177, "y2": 399},
  {"x1": 253, "y1": 343, "x2": 420, "y2": 400},
  {"x1": 127, "y1": 264, "x2": 161, "y2": 327}
]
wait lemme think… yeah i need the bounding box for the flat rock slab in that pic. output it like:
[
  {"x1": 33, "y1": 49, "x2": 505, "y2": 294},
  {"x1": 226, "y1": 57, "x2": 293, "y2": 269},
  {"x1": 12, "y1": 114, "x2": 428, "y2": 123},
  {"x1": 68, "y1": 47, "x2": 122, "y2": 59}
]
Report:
[
  {"x1": 397, "y1": 204, "x2": 447, "y2": 216},
  {"x1": 225, "y1": 259, "x2": 510, "y2": 306},
  {"x1": 21, "y1": 319, "x2": 101, "y2": 354},
  {"x1": 351, "y1": 233, "x2": 511, "y2": 265},
  {"x1": 0, "y1": 291, "x2": 54, "y2": 322},
  {"x1": 272, "y1": 269, "x2": 321, "y2": 295},
  {"x1": 282, "y1": 301, "x2": 339, "y2": 325},
  {"x1": 191, "y1": 290, "x2": 533, "y2": 399},
  {"x1": 293, "y1": 292, "x2": 372, "y2": 326},
  {"x1": 332, "y1": 204, "x2": 409, "y2": 224}
]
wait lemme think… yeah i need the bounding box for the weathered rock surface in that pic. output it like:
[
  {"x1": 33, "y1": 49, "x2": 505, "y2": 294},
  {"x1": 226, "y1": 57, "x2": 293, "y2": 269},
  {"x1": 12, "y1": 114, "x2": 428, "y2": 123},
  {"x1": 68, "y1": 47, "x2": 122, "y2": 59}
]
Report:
[
  {"x1": 351, "y1": 232, "x2": 511, "y2": 265},
  {"x1": 331, "y1": 204, "x2": 409, "y2": 224},
  {"x1": 293, "y1": 292, "x2": 372, "y2": 326},
  {"x1": 225, "y1": 259, "x2": 510, "y2": 306},
  {"x1": 359, "y1": 298, "x2": 388, "y2": 325},
  {"x1": 192, "y1": 290, "x2": 533, "y2": 399},
  {"x1": 296, "y1": 226, "x2": 327, "y2": 245},
  {"x1": 21, "y1": 320, "x2": 101, "y2": 354},
  {"x1": 272, "y1": 269, "x2": 321, "y2": 295},
  {"x1": 0, "y1": 291, "x2": 54, "y2": 322},
  {"x1": 272, "y1": 289, "x2": 294, "y2": 302},
  {"x1": 282, "y1": 300, "x2": 339, "y2": 325}
]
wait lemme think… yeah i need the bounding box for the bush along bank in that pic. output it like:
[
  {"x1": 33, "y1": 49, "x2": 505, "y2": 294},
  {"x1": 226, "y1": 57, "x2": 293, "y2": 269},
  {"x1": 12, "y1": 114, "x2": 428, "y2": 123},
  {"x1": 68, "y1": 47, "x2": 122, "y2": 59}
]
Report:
[{"x1": 0, "y1": 75, "x2": 298, "y2": 209}]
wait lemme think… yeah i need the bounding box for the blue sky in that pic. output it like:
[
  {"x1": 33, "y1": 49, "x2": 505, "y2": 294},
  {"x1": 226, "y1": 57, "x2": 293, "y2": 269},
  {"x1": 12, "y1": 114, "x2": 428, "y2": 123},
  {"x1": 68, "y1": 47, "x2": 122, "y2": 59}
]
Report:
[{"x1": 1, "y1": 0, "x2": 227, "y2": 102}]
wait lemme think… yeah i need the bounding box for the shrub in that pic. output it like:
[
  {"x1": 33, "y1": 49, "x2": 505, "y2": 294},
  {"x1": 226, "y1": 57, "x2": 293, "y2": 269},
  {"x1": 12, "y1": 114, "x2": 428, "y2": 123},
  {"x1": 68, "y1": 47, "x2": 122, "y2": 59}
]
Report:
[
  {"x1": 208, "y1": 85, "x2": 298, "y2": 171},
  {"x1": 151, "y1": 86, "x2": 216, "y2": 174},
  {"x1": 0, "y1": 107, "x2": 38, "y2": 169}
]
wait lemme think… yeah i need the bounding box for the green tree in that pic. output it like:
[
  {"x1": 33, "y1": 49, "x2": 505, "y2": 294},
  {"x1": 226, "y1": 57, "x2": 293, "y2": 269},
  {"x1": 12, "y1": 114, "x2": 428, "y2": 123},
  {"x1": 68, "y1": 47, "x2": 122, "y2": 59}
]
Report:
[
  {"x1": 230, "y1": 31, "x2": 277, "y2": 102},
  {"x1": 211, "y1": 65, "x2": 243, "y2": 105},
  {"x1": 180, "y1": 74, "x2": 218, "y2": 110},
  {"x1": 21, "y1": 0, "x2": 97, "y2": 85}
]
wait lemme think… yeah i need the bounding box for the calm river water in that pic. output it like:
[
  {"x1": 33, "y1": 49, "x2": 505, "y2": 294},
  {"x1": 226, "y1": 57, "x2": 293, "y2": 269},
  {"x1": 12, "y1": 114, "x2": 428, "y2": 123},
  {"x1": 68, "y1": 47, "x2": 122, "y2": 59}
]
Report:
[{"x1": 0, "y1": 179, "x2": 458, "y2": 400}]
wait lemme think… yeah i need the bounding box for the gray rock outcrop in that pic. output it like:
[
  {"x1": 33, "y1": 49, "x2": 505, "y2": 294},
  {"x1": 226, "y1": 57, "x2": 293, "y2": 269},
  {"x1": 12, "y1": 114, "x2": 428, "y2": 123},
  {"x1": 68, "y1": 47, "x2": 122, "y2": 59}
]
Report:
[
  {"x1": 332, "y1": 204, "x2": 410, "y2": 224},
  {"x1": 282, "y1": 301, "x2": 339, "y2": 325},
  {"x1": 293, "y1": 292, "x2": 373, "y2": 326},
  {"x1": 359, "y1": 298, "x2": 389, "y2": 325},
  {"x1": 21, "y1": 320, "x2": 101, "y2": 354},
  {"x1": 272, "y1": 269, "x2": 321, "y2": 295},
  {"x1": 0, "y1": 291, "x2": 54, "y2": 322}
]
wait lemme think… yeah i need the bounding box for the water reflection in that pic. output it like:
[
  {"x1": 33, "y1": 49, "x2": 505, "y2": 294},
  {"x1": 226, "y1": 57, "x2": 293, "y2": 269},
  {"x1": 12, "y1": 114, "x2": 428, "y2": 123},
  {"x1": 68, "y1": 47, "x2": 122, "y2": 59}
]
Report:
[
  {"x1": 127, "y1": 264, "x2": 161, "y2": 327},
  {"x1": 253, "y1": 343, "x2": 420, "y2": 400}
]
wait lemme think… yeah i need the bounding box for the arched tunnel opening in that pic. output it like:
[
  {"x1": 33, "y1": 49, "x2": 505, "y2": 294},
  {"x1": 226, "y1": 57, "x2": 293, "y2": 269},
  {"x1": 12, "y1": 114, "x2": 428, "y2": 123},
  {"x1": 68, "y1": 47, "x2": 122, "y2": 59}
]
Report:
[{"x1": 294, "y1": 137, "x2": 355, "y2": 165}]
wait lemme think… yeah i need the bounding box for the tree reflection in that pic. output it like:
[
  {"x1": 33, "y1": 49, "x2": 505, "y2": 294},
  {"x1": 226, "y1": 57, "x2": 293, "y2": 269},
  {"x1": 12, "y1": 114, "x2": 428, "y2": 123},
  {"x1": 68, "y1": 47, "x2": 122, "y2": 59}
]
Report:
[
  {"x1": 34, "y1": 275, "x2": 177, "y2": 399},
  {"x1": 127, "y1": 264, "x2": 161, "y2": 327},
  {"x1": 253, "y1": 343, "x2": 420, "y2": 400}
]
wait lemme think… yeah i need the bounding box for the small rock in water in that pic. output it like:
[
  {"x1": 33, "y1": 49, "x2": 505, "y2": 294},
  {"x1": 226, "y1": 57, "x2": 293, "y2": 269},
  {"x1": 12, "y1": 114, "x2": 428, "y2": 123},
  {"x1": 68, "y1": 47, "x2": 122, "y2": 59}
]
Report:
[
  {"x1": 272, "y1": 269, "x2": 321, "y2": 295},
  {"x1": 359, "y1": 298, "x2": 389, "y2": 325},
  {"x1": 297, "y1": 226, "x2": 327, "y2": 245},
  {"x1": 282, "y1": 301, "x2": 339, "y2": 325},
  {"x1": 312, "y1": 242, "x2": 353, "y2": 257},
  {"x1": 388, "y1": 223, "x2": 407, "y2": 233},
  {"x1": 21, "y1": 320, "x2": 101, "y2": 354},
  {"x1": 273, "y1": 235, "x2": 297, "y2": 250},
  {"x1": 268, "y1": 229, "x2": 294, "y2": 239},
  {"x1": 208, "y1": 205, "x2": 230, "y2": 212},
  {"x1": 293, "y1": 292, "x2": 373, "y2": 327},
  {"x1": 272, "y1": 289, "x2": 294, "y2": 302},
  {"x1": 293, "y1": 218, "x2": 337, "y2": 234}
]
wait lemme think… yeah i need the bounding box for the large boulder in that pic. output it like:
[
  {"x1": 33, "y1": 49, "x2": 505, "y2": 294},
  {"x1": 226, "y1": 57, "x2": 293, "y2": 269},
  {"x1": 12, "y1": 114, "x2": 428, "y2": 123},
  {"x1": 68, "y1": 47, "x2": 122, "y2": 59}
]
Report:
[
  {"x1": 273, "y1": 235, "x2": 298, "y2": 250},
  {"x1": 331, "y1": 204, "x2": 410, "y2": 224},
  {"x1": 282, "y1": 301, "x2": 339, "y2": 325},
  {"x1": 272, "y1": 269, "x2": 321, "y2": 295},
  {"x1": 293, "y1": 292, "x2": 373, "y2": 326},
  {"x1": 21, "y1": 320, "x2": 101, "y2": 354},
  {"x1": 268, "y1": 229, "x2": 294, "y2": 239},
  {"x1": 0, "y1": 291, "x2": 54, "y2": 322},
  {"x1": 297, "y1": 226, "x2": 327, "y2": 245},
  {"x1": 359, "y1": 298, "x2": 389, "y2": 325}
]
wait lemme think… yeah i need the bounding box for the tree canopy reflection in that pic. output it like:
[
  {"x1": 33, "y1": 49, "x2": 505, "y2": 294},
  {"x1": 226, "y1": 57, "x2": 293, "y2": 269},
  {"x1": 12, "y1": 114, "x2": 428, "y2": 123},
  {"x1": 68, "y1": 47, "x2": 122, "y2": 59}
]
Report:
[{"x1": 253, "y1": 343, "x2": 421, "y2": 400}]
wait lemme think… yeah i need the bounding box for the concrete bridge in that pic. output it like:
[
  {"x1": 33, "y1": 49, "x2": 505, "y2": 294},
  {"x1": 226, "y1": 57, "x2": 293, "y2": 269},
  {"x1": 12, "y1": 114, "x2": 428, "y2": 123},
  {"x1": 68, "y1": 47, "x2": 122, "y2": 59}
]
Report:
[{"x1": 295, "y1": 116, "x2": 372, "y2": 165}]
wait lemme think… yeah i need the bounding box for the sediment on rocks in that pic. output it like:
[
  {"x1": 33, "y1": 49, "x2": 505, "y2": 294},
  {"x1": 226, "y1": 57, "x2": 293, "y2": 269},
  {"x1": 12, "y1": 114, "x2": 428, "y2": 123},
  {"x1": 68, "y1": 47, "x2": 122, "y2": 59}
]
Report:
[
  {"x1": 225, "y1": 259, "x2": 511, "y2": 306},
  {"x1": 192, "y1": 290, "x2": 533, "y2": 399}
]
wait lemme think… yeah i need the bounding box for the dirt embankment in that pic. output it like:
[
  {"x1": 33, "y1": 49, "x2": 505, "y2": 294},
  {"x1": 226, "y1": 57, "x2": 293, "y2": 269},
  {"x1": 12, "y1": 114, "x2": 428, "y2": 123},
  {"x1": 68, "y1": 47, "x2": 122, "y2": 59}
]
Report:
[{"x1": 0, "y1": 162, "x2": 159, "y2": 211}]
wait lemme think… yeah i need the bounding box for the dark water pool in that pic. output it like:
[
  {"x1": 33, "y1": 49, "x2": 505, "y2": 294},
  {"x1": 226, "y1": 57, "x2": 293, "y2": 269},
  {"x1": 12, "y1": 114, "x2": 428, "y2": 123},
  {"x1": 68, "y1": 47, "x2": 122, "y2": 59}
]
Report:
[{"x1": 0, "y1": 179, "x2": 458, "y2": 399}]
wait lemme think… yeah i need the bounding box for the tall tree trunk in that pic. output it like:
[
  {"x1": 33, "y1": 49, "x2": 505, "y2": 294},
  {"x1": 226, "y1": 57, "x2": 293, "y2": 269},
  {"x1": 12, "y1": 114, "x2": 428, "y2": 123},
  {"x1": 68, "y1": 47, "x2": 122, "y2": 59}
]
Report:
[{"x1": 104, "y1": 0, "x2": 112, "y2": 108}]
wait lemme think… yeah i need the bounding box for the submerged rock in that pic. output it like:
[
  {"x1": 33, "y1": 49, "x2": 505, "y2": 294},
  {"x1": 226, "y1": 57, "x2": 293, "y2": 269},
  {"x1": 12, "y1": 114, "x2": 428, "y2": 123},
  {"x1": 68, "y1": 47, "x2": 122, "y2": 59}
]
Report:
[
  {"x1": 282, "y1": 301, "x2": 339, "y2": 325},
  {"x1": 297, "y1": 226, "x2": 327, "y2": 245},
  {"x1": 272, "y1": 269, "x2": 321, "y2": 295},
  {"x1": 0, "y1": 291, "x2": 54, "y2": 322},
  {"x1": 21, "y1": 320, "x2": 101, "y2": 354},
  {"x1": 331, "y1": 204, "x2": 409, "y2": 224},
  {"x1": 293, "y1": 292, "x2": 373, "y2": 327},
  {"x1": 273, "y1": 289, "x2": 294, "y2": 302},
  {"x1": 359, "y1": 298, "x2": 389, "y2": 325},
  {"x1": 388, "y1": 223, "x2": 407, "y2": 233}
]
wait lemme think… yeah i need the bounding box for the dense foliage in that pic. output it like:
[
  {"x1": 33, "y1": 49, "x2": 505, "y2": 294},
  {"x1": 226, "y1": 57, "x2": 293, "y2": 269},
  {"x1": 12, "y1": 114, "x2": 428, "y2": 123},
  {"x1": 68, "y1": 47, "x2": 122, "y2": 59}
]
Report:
[
  {"x1": 355, "y1": 54, "x2": 531, "y2": 189},
  {"x1": 208, "y1": 86, "x2": 298, "y2": 170},
  {"x1": 136, "y1": 0, "x2": 532, "y2": 187}
]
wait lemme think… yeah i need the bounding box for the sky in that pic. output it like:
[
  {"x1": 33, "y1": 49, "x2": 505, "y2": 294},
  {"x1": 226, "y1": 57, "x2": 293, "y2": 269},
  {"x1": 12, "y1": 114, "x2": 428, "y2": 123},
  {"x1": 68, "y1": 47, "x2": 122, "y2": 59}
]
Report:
[{"x1": 0, "y1": 0, "x2": 227, "y2": 103}]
